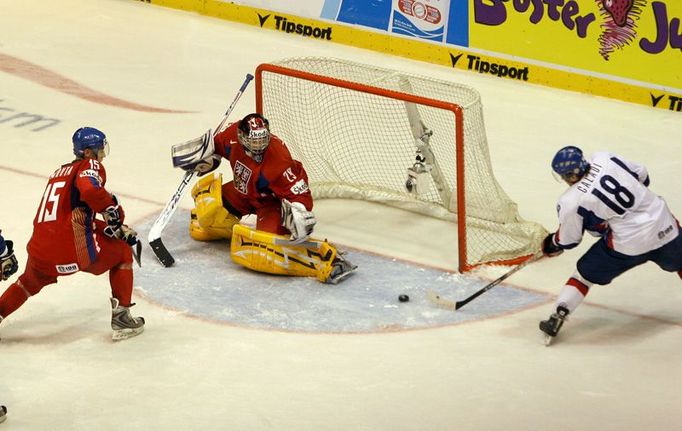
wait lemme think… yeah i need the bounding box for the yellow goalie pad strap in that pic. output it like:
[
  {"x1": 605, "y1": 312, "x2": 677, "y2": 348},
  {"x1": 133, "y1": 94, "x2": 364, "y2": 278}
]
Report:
[
  {"x1": 230, "y1": 224, "x2": 337, "y2": 282},
  {"x1": 191, "y1": 172, "x2": 224, "y2": 228}
]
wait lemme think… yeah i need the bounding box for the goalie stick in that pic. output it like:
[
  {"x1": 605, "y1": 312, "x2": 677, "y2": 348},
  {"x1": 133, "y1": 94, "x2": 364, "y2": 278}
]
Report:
[
  {"x1": 427, "y1": 251, "x2": 543, "y2": 312},
  {"x1": 148, "y1": 73, "x2": 254, "y2": 267},
  {"x1": 148, "y1": 170, "x2": 196, "y2": 266}
]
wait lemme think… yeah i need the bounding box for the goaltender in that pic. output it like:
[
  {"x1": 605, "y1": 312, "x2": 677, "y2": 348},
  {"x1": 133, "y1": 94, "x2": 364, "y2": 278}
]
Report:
[{"x1": 175, "y1": 113, "x2": 356, "y2": 284}]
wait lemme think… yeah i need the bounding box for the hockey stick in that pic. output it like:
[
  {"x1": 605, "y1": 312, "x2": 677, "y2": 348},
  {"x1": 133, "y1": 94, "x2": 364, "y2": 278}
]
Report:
[
  {"x1": 148, "y1": 170, "x2": 196, "y2": 267},
  {"x1": 148, "y1": 73, "x2": 254, "y2": 267},
  {"x1": 105, "y1": 225, "x2": 142, "y2": 267},
  {"x1": 427, "y1": 252, "x2": 543, "y2": 311},
  {"x1": 131, "y1": 240, "x2": 142, "y2": 267}
]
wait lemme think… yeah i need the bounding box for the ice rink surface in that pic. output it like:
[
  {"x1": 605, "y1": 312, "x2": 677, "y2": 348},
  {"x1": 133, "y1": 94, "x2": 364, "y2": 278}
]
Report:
[{"x1": 1, "y1": 1, "x2": 681, "y2": 430}]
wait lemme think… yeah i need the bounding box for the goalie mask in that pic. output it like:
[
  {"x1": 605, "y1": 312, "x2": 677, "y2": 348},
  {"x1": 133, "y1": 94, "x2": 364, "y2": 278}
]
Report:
[
  {"x1": 237, "y1": 113, "x2": 270, "y2": 163},
  {"x1": 72, "y1": 127, "x2": 109, "y2": 160},
  {"x1": 551, "y1": 146, "x2": 589, "y2": 184}
]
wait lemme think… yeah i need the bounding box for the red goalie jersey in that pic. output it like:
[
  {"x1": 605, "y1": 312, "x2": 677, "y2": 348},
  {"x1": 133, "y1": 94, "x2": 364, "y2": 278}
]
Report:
[
  {"x1": 28, "y1": 157, "x2": 117, "y2": 273},
  {"x1": 213, "y1": 120, "x2": 312, "y2": 234}
]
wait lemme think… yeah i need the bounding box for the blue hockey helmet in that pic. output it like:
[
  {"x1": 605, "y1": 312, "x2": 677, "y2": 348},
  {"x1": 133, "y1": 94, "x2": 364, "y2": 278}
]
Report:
[
  {"x1": 551, "y1": 146, "x2": 589, "y2": 180},
  {"x1": 72, "y1": 127, "x2": 109, "y2": 158}
]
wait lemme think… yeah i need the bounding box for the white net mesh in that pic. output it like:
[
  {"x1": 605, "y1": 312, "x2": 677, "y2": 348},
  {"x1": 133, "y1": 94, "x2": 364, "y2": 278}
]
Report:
[{"x1": 257, "y1": 57, "x2": 547, "y2": 270}]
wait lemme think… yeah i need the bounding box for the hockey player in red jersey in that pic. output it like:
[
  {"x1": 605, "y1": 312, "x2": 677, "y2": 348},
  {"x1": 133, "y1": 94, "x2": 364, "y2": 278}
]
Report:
[
  {"x1": 0, "y1": 127, "x2": 144, "y2": 341},
  {"x1": 0, "y1": 230, "x2": 17, "y2": 423},
  {"x1": 185, "y1": 113, "x2": 356, "y2": 284}
]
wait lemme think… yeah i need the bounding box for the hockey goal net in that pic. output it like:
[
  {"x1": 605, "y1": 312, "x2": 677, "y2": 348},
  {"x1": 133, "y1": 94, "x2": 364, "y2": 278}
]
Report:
[{"x1": 255, "y1": 57, "x2": 547, "y2": 272}]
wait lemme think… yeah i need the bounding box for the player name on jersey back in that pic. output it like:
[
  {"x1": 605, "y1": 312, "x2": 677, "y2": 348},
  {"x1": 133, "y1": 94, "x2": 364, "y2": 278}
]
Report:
[
  {"x1": 49, "y1": 165, "x2": 74, "y2": 179},
  {"x1": 575, "y1": 161, "x2": 601, "y2": 194}
]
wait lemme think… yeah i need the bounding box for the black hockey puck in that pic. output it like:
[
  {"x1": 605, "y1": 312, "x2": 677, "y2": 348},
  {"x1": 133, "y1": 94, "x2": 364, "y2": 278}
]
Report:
[{"x1": 398, "y1": 294, "x2": 410, "y2": 303}]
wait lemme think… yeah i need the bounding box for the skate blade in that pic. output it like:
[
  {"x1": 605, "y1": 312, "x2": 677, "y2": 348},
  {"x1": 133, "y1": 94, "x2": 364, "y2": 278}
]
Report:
[
  {"x1": 112, "y1": 326, "x2": 145, "y2": 342},
  {"x1": 544, "y1": 334, "x2": 554, "y2": 346},
  {"x1": 328, "y1": 265, "x2": 358, "y2": 285}
]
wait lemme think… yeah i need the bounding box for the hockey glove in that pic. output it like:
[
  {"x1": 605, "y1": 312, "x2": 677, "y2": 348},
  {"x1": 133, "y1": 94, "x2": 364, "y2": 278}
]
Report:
[
  {"x1": 0, "y1": 240, "x2": 19, "y2": 281},
  {"x1": 102, "y1": 195, "x2": 125, "y2": 238},
  {"x1": 542, "y1": 233, "x2": 564, "y2": 257},
  {"x1": 118, "y1": 225, "x2": 139, "y2": 246},
  {"x1": 104, "y1": 223, "x2": 139, "y2": 246},
  {"x1": 192, "y1": 155, "x2": 221, "y2": 176},
  {"x1": 281, "y1": 199, "x2": 317, "y2": 244}
]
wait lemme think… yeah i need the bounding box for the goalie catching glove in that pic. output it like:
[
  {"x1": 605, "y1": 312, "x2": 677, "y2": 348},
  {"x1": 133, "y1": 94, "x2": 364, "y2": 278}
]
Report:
[
  {"x1": 281, "y1": 199, "x2": 316, "y2": 244},
  {"x1": 0, "y1": 239, "x2": 18, "y2": 281},
  {"x1": 172, "y1": 130, "x2": 220, "y2": 176},
  {"x1": 190, "y1": 154, "x2": 221, "y2": 175}
]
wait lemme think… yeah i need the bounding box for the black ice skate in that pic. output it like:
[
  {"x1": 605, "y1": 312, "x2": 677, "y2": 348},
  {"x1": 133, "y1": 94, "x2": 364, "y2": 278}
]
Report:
[
  {"x1": 326, "y1": 254, "x2": 357, "y2": 285},
  {"x1": 110, "y1": 298, "x2": 145, "y2": 341},
  {"x1": 0, "y1": 405, "x2": 7, "y2": 424},
  {"x1": 539, "y1": 305, "x2": 569, "y2": 346}
]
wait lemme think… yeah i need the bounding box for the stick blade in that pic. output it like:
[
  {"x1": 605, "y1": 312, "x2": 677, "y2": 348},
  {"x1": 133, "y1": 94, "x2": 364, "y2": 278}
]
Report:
[
  {"x1": 149, "y1": 238, "x2": 175, "y2": 267},
  {"x1": 131, "y1": 240, "x2": 142, "y2": 267},
  {"x1": 426, "y1": 290, "x2": 457, "y2": 311}
]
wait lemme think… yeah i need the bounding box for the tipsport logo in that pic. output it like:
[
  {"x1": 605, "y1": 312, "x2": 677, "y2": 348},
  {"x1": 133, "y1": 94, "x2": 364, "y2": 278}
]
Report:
[
  {"x1": 473, "y1": 1, "x2": 681, "y2": 60},
  {"x1": 650, "y1": 93, "x2": 682, "y2": 111},
  {"x1": 257, "y1": 13, "x2": 332, "y2": 40},
  {"x1": 449, "y1": 53, "x2": 529, "y2": 81}
]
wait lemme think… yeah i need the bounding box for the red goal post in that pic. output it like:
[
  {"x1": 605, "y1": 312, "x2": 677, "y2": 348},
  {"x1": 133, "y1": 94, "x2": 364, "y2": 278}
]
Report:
[{"x1": 255, "y1": 57, "x2": 546, "y2": 272}]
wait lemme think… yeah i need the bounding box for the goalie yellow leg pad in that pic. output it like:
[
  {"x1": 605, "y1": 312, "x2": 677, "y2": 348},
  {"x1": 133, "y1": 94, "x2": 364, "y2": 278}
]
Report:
[
  {"x1": 189, "y1": 173, "x2": 239, "y2": 241},
  {"x1": 189, "y1": 208, "x2": 239, "y2": 241},
  {"x1": 191, "y1": 172, "x2": 224, "y2": 228},
  {"x1": 230, "y1": 224, "x2": 337, "y2": 281}
]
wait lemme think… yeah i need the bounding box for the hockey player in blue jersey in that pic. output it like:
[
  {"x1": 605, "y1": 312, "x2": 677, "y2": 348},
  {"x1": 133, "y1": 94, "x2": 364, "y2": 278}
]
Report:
[{"x1": 540, "y1": 146, "x2": 682, "y2": 345}]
